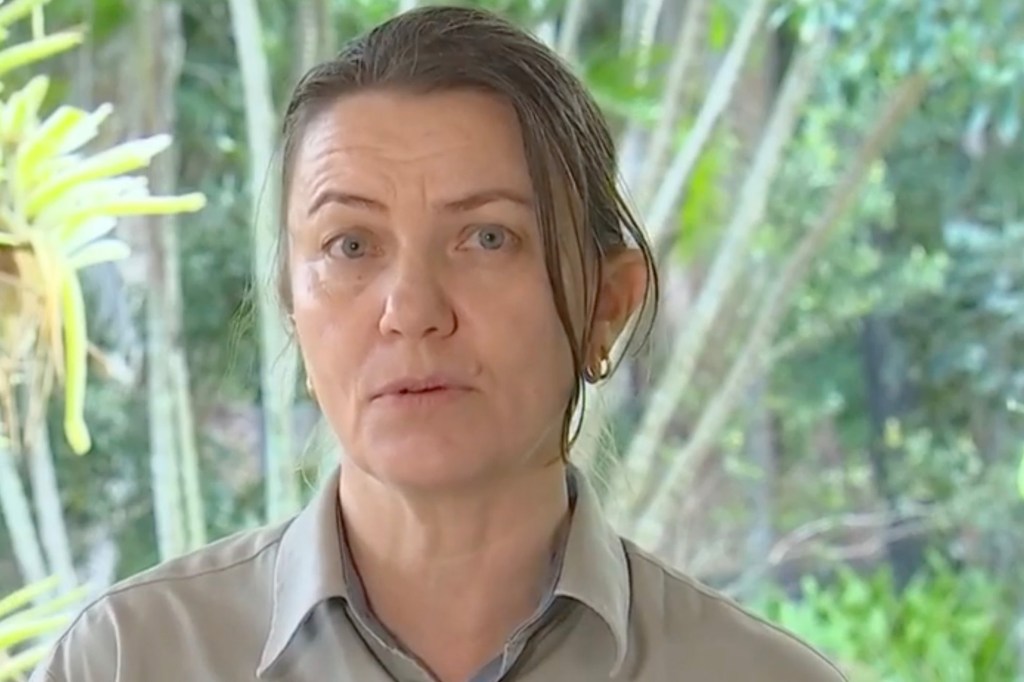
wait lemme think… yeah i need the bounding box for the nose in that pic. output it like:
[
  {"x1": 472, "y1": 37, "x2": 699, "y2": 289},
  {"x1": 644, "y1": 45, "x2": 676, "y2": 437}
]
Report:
[{"x1": 378, "y1": 254, "x2": 457, "y2": 339}]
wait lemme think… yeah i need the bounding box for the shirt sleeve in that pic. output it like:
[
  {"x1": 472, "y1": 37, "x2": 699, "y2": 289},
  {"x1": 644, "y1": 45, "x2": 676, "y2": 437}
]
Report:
[{"x1": 27, "y1": 602, "x2": 122, "y2": 682}]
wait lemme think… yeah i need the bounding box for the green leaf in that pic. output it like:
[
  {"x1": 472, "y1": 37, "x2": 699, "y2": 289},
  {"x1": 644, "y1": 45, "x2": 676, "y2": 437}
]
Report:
[
  {"x1": 15, "y1": 105, "x2": 88, "y2": 193},
  {"x1": 0, "y1": 31, "x2": 82, "y2": 78},
  {"x1": 36, "y1": 176, "x2": 147, "y2": 232},
  {"x1": 0, "y1": 643, "x2": 51, "y2": 681},
  {"x1": 56, "y1": 194, "x2": 207, "y2": 238},
  {"x1": 708, "y1": 2, "x2": 733, "y2": 51},
  {"x1": 0, "y1": 577, "x2": 59, "y2": 620},
  {"x1": 59, "y1": 267, "x2": 89, "y2": 454},
  {"x1": 67, "y1": 237, "x2": 129, "y2": 269},
  {"x1": 0, "y1": 614, "x2": 68, "y2": 649},
  {"x1": 57, "y1": 216, "x2": 116, "y2": 257},
  {"x1": 0, "y1": 0, "x2": 53, "y2": 31},
  {"x1": 25, "y1": 134, "x2": 171, "y2": 217},
  {"x1": 1, "y1": 74, "x2": 49, "y2": 142}
]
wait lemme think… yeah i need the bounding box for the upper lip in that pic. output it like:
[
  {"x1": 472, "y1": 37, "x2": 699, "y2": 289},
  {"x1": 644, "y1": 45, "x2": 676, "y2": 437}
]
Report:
[{"x1": 371, "y1": 374, "x2": 472, "y2": 399}]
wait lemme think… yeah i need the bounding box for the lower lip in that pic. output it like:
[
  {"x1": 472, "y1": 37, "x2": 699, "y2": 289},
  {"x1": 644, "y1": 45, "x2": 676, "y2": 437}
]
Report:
[{"x1": 374, "y1": 387, "x2": 468, "y2": 408}]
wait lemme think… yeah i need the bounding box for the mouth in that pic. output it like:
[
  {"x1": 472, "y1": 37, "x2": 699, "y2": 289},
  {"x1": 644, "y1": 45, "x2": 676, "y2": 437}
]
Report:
[{"x1": 372, "y1": 376, "x2": 472, "y2": 401}]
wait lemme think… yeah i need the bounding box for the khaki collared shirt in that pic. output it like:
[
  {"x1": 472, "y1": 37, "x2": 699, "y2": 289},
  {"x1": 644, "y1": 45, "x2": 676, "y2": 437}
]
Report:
[{"x1": 32, "y1": 471, "x2": 846, "y2": 681}]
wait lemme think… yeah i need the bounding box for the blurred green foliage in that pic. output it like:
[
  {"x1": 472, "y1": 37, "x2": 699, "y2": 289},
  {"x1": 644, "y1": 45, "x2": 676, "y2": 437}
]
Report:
[{"x1": 755, "y1": 555, "x2": 1017, "y2": 681}]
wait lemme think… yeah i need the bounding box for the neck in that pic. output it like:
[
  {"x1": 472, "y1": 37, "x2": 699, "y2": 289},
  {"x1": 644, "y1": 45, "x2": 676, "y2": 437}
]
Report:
[{"x1": 338, "y1": 461, "x2": 570, "y2": 680}]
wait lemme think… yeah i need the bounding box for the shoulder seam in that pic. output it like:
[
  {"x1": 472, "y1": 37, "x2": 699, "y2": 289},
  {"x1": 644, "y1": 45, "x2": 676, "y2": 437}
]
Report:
[
  {"x1": 106, "y1": 531, "x2": 284, "y2": 598},
  {"x1": 49, "y1": 527, "x2": 288, "y2": 654},
  {"x1": 697, "y1": 584, "x2": 849, "y2": 681},
  {"x1": 629, "y1": 547, "x2": 849, "y2": 681}
]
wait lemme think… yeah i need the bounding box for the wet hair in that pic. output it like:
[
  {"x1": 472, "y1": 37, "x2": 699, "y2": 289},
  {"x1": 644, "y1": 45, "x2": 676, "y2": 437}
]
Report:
[{"x1": 278, "y1": 5, "x2": 658, "y2": 453}]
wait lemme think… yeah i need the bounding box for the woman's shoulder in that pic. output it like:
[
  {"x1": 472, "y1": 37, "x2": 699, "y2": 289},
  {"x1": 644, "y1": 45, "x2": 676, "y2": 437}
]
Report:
[
  {"x1": 31, "y1": 520, "x2": 292, "y2": 682},
  {"x1": 112, "y1": 520, "x2": 288, "y2": 594},
  {"x1": 620, "y1": 539, "x2": 849, "y2": 682}
]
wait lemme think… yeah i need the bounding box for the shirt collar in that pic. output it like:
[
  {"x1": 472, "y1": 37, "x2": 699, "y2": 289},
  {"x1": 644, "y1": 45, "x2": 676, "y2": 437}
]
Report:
[
  {"x1": 257, "y1": 465, "x2": 632, "y2": 677},
  {"x1": 555, "y1": 467, "x2": 632, "y2": 675},
  {"x1": 258, "y1": 472, "x2": 349, "y2": 677}
]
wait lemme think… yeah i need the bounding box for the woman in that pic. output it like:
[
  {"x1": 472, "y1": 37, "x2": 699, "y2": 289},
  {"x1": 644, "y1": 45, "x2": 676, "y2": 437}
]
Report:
[{"x1": 33, "y1": 6, "x2": 846, "y2": 682}]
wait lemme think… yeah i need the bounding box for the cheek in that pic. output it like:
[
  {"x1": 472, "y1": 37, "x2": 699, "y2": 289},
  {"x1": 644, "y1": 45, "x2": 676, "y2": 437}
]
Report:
[
  {"x1": 290, "y1": 264, "x2": 365, "y2": 375},
  {"x1": 472, "y1": 268, "x2": 576, "y2": 391}
]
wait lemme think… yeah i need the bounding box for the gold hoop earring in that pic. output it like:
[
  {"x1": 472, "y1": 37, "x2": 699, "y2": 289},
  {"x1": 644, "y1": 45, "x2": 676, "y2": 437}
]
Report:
[
  {"x1": 583, "y1": 352, "x2": 611, "y2": 383},
  {"x1": 305, "y1": 375, "x2": 316, "y2": 400}
]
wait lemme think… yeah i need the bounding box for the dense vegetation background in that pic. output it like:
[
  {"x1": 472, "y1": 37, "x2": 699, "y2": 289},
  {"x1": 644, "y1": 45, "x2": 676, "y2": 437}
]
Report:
[{"x1": 1, "y1": 0, "x2": 1022, "y2": 679}]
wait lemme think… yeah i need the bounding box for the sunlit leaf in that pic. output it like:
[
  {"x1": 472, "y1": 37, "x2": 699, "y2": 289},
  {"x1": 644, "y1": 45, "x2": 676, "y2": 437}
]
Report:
[
  {"x1": 25, "y1": 134, "x2": 171, "y2": 216},
  {"x1": 57, "y1": 216, "x2": 117, "y2": 256},
  {"x1": 54, "y1": 102, "x2": 114, "y2": 156},
  {"x1": 0, "y1": 30, "x2": 82, "y2": 78},
  {"x1": 15, "y1": 105, "x2": 88, "y2": 195},
  {"x1": 0, "y1": 576, "x2": 60, "y2": 620},
  {"x1": 58, "y1": 266, "x2": 88, "y2": 454},
  {"x1": 0, "y1": 581, "x2": 88, "y2": 679},
  {"x1": 36, "y1": 176, "x2": 149, "y2": 230},
  {"x1": 0, "y1": 642, "x2": 50, "y2": 681},
  {"x1": 26, "y1": 233, "x2": 63, "y2": 379},
  {"x1": 0, "y1": 0, "x2": 53, "y2": 31},
  {"x1": 0, "y1": 74, "x2": 48, "y2": 143},
  {"x1": 18, "y1": 103, "x2": 115, "y2": 194},
  {"x1": 0, "y1": 614, "x2": 67, "y2": 650},
  {"x1": 56, "y1": 193, "x2": 207, "y2": 239},
  {"x1": 67, "y1": 237, "x2": 129, "y2": 269}
]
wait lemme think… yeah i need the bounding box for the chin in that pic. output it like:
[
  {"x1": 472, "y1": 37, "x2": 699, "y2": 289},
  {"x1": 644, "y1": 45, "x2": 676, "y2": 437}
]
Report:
[{"x1": 357, "y1": 435, "x2": 500, "y2": 493}]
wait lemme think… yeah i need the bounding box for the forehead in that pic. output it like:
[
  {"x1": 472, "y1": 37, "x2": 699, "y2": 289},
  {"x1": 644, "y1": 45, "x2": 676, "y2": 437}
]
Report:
[{"x1": 289, "y1": 88, "x2": 533, "y2": 201}]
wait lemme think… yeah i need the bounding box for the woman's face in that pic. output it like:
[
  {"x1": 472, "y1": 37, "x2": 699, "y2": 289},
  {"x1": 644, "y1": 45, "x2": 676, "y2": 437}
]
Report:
[{"x1": 287, "y1": 89, "x2": 632, "y2": 492}]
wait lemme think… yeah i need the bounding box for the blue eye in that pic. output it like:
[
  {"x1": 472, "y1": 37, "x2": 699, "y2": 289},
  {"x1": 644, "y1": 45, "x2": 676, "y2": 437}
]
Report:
[
  {"x1": 474, "y1": 225, "x2": 507, "y2": 250},
  {"x1": 329, "y1": 234, "x2": 368, "y2": 259}
]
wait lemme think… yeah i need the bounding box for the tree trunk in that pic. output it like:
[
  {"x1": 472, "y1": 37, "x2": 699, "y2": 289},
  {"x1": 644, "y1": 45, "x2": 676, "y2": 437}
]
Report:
[
  {"x1": 641, "y1": 75, "x2": 929, "y2": 542},
  {"x1": 228, "y1": 0, "x2": 301, "y2": 523},
  {"x1": 137, "y1": 0, "x2": 190, "y2": 560},
  {"x1": 295, "y1": 0, "x2": 333, "y2": 80},
  {"x1": 743, "y1": 376, "x2": 776, "y2": 573},
  {"x1": 860, "y1": 312, "x2": 898, "y2": 508},
  {"x1": 28, "y1": 420, "x2": 76, "y2": 592},
  {"x1": 556, "y1": 0, "x2": 590, "y2": 65},
  {"x1": 0, "y1": 447, "x2": 47, "y2": 584},
  {"x1": 634, "y1": 0, "x2": 708, "y2": 207},
  {"x1": 152, "y1": 3, "x2": 205, "y2": 551},
  {"x1": 643, "y1": 0, "x2": 773, "y2": 251},
  {"x1": 611, "y1": 29, "x2": 831, "y2": 530}
]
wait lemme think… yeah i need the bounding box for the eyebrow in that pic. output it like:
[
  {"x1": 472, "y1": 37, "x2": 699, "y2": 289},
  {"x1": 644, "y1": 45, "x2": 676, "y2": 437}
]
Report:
[{"x1": 307, "y1": 187, "x2": 534, "y2": 217}]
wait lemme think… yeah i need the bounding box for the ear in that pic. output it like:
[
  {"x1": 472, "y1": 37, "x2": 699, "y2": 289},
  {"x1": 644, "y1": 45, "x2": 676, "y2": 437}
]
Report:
[{"x1": 589, "y1": 247, "x2": 648, "y2": 362}]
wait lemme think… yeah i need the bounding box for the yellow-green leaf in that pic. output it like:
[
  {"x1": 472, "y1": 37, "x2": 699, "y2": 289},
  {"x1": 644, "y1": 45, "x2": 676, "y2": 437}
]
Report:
[
  {"x1": 14, "y1": 105, "x2": 85, "y2": 190},
  {"x1": 0, "y1": 642, "x2": 51, "y2": 681},
  {"x1": 34, "y1": 176, "x2": 148, "y2": 231},
  {"x1": 54, "y1": 101, "x2": 113, "y2": 156},
  {"x1": 67, "y1": 237, "x2": 129, "y2": 269},
  {"x1": 0, "y1": 0, "x2": 53, "y2": 31},
  {"x1": 0, "y1": 614, "x2": 67, "y2": 650},
  {"x1": 0, "y1": 576, "x2": 60, "y2": 620},
  {"x1": 0, "y1": 584, "x2": 88, "y2": 625},
  {"x1": 25, "y1": 134, "x2": 171, "y2": 216},
  {"x1": 0, "y1": 74, "x2": 48, "y2": 143},
  {"x1": 4, "y1": 74, "x2": 49, "y2": 138},
  {"x1": 59, "y1": 216, "x2": 117, "y2": 255},
  {"x1": 0, "y1": 30, "x2": 82, "y2": 79},
  {"x1": 84, "y1": 193, "x2": 207, "y2": 218},
  {"x1": 55, "y1": 193, "x2": 206, "y2": 241},
  {"x1": 58, "y1": 267, "x2": 89, "y2": 454},
  {"x1": 27, "y1": 232, "x2": 65, "y2": 381}
]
